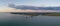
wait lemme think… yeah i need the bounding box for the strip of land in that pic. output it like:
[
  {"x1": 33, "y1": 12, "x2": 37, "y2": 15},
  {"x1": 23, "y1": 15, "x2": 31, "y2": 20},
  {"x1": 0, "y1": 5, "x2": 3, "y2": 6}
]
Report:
[{"x1": 10, "y1": 12, "x2": 60, "y2": 16}]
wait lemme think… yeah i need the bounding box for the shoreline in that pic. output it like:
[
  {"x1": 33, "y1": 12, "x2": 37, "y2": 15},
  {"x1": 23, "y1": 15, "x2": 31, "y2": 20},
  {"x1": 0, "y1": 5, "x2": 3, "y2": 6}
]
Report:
[{"x1": 10, "y1": 12, "x2": 60, "y2": 16}]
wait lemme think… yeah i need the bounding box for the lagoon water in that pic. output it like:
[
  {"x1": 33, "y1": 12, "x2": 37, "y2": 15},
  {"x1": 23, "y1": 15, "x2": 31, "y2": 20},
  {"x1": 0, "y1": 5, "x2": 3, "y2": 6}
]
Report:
[{"x1": 0, "y1": 12, "x2": 60, "y2": 26}]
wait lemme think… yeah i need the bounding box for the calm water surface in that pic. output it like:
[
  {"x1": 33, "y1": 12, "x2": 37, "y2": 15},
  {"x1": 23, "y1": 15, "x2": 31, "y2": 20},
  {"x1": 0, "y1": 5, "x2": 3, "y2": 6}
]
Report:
[{"x1": 0, "y1": 12, "x2": 60, "y2": 26}]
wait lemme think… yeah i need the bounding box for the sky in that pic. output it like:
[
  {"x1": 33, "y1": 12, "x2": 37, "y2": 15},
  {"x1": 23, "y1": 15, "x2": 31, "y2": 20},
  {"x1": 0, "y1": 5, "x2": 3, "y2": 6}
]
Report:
[
  {"x1": 0, "y1": 0, "x2": 60, "y2": 12},
  {"x1": 1, "y1": 0, "x2": 60, "y2": 6}
]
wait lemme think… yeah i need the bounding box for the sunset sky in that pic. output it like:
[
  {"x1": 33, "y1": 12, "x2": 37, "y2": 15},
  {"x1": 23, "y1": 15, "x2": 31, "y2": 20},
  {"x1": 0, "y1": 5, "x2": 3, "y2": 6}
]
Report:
[{"x1": 0, "y1": 0, "x2": 60, "y2": 12}]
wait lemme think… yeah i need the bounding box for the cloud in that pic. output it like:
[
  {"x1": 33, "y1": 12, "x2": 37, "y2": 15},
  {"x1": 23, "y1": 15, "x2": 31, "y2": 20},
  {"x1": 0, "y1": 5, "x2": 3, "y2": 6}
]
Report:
[
  {"x1": 0, "y1": 3, "x2": 58, "y2": 12},
  {"x1": 8, "y1": 3, "x2": 16, "y2": 8},
  {"x1": 8, "y1": 4, "x2": 39, "y2": 10},
  {"x1": 0, "y1": 7, "x2": 60, "y2": 12},
  {"x1": 8, "y1": 4, "x2": 60, "y2": 10}
]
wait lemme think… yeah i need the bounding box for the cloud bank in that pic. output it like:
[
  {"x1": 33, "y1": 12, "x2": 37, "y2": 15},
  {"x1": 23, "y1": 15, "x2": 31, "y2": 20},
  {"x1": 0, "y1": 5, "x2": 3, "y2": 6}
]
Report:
[
  {"x1": 0, "y1": 7, "x2": 60, "y2": 12},
  {"x1": 0, "y1": 4, "x2": 60, "y2": 12},
  {"x1": 8, "y1": 4, "x2": 60, "y2": 10}
]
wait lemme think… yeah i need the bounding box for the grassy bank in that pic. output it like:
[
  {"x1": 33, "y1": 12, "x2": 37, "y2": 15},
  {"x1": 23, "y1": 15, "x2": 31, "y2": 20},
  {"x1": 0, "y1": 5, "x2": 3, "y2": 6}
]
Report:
[
  {"x1": 11, "y1": 12, "x2": 60, "y2": 16},
  {"x1": 44, "y1": 13, "x2": 60, "y2": 16}
]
